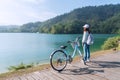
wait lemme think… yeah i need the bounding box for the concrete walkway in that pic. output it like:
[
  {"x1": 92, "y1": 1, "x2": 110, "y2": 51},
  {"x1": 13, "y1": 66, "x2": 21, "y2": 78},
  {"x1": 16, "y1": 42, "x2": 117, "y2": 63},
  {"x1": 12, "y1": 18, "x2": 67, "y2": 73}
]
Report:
[{"x1": 6, "y1": 51, "x2": 120, "y2": 80}]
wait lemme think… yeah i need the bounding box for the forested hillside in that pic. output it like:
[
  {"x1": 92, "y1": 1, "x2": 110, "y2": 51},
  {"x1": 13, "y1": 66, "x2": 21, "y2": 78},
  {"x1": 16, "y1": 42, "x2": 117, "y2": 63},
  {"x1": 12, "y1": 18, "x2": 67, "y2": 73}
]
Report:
[
  {"x1": 1, "y1": 4, "x2": 120, "y2": 34},
  {"x1": 39, "y1": 4, "x2": 120, "y2": 34}
]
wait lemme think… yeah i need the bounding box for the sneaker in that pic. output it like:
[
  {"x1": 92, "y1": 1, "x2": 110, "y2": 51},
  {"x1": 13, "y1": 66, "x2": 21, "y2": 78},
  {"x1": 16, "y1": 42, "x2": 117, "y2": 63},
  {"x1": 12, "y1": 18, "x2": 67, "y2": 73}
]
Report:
[
  {"x1": 86, "y1": 59, "x2": 91, "y2": 62},
  {"x1": 82, "y1": 59, "x2": 86, "y2": 65}
]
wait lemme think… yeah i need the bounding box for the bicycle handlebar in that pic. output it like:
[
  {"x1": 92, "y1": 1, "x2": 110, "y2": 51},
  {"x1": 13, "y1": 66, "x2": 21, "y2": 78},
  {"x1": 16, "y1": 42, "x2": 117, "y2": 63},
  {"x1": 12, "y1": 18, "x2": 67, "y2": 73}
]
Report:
[
  {"x1": 67, "y1": 36, "x2": 81, "y2": 44},
  {"x1": 75, "y1": 36, "x2": 80, "y2": 42}
]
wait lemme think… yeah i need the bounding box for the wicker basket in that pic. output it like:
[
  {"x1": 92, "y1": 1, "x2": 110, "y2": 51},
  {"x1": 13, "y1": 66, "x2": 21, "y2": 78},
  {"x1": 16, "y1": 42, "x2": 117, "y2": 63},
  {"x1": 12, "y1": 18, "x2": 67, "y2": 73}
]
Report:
[{"x1": 71, "y1": 41, "x2": 80, "y2": 48}]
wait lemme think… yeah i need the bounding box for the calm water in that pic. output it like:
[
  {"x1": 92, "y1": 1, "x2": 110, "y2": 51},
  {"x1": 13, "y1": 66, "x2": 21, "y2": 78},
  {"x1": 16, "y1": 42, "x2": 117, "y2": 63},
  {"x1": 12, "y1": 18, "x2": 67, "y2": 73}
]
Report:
[{"x1": 0, "y1": 33, "x2": 116, "y2": 73}]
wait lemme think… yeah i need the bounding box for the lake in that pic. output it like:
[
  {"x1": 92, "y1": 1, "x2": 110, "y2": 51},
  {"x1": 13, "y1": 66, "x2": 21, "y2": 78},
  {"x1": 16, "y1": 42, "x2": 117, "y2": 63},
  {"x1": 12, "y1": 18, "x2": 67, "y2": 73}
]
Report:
[{"x1": 0, "y1": 33, "x2": 117, "y2": 73}]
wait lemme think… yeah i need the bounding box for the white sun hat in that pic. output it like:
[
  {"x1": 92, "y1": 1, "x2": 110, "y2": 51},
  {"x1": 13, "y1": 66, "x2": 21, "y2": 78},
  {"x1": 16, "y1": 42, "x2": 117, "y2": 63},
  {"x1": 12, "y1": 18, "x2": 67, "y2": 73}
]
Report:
[{"x1": 83, "y1": 24, "x2": 89, "y2": 28}]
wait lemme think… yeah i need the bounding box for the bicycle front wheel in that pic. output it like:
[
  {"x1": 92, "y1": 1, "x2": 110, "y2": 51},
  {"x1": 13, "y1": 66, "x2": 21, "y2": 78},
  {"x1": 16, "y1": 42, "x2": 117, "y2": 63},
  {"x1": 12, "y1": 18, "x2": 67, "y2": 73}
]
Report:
[{"x1": 50, "y1": 50, "x2": 67, "y2": 72}]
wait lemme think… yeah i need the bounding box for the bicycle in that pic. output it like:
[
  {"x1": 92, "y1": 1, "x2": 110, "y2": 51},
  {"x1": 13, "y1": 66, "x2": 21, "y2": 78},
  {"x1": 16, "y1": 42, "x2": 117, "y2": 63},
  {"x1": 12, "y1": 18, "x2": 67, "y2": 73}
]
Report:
[{"x1": 50, "y1": 37, "x2": 84, "y2": 72}]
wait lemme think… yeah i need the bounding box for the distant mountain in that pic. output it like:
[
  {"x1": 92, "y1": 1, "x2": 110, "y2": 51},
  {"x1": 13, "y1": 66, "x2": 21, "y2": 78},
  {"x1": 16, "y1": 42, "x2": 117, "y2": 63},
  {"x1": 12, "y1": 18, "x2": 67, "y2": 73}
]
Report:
[
  {"x1": 0, "y1": 25, "x2": 20, "y2": 33},
  {"x1": 38, "y1": 4, "x2": 120, "y2": 34},
  {"x1": 20, "y1": 22, "x2": 41, "y2": 32},
  {"x1": 1, "y1": 4, "x2": 120, "y2": 34}
]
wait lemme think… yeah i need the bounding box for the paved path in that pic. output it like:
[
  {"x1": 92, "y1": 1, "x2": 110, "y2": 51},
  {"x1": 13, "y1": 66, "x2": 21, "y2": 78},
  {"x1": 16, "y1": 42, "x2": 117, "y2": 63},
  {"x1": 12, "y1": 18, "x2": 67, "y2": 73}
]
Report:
[{"x1": 6, "y1": 51, "x2": 120, "y2": 80}]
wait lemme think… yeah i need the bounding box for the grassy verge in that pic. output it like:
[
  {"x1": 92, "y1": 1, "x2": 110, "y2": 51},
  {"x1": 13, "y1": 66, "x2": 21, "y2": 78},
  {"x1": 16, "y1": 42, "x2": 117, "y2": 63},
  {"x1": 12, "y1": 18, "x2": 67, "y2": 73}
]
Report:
[
  {"x1": 0, "y1": 49, "x2": 119, "y2": 79},
  {"x1": 8, "y1": 62, "x2": 34, "y2": 71},
  {"x1": 0, "y1": 63, "x2": 50, "y2": 79}
]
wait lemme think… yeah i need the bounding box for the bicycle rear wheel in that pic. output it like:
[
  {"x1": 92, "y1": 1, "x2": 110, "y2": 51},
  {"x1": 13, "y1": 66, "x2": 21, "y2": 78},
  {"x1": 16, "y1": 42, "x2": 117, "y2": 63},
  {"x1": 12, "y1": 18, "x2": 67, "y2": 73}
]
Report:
[{"x1": 50, "y1": 50, "x2": 67, "y2": 72}]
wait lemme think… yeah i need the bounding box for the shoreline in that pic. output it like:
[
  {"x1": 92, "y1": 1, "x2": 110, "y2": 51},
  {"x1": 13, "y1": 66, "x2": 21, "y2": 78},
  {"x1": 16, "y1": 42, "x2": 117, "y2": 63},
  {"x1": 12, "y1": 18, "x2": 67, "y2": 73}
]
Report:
[{"x1": 0, "y1": 49, "x2": 119, "y2": 79}]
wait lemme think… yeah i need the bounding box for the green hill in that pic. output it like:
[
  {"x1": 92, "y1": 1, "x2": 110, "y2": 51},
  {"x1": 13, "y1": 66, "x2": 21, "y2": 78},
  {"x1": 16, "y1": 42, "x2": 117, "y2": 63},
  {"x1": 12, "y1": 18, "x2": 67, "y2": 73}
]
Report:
[{"x1": 19, "y1": 4, "x2": 120, "y2": 34}]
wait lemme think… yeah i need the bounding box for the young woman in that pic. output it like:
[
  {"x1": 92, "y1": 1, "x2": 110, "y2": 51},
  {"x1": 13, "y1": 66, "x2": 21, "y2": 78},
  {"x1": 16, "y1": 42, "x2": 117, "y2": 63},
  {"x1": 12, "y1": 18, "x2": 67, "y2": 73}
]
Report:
[{"x1": 82, "y1": 24, "x2": 91, "y2": 65}]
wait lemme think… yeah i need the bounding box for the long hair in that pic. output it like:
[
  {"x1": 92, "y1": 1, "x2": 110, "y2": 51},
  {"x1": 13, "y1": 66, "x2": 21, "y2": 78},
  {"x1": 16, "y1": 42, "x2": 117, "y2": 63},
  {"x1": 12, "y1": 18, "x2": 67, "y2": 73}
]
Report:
[{"x1": 84, "y1": 28, "x2": 90, "y2": 33}]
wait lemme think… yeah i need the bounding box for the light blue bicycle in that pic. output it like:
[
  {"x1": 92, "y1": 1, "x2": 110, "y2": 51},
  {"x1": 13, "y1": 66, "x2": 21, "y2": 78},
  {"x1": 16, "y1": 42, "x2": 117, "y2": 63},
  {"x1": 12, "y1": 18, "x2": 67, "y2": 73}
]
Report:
[{"x1": 50, "y1": 37, "x2": 83, "y2": 72}]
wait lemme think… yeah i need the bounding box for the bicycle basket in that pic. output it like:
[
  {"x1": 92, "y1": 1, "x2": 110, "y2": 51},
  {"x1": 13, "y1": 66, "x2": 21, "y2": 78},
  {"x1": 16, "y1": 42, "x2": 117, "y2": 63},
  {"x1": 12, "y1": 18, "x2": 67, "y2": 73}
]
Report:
[
  {"x1": 77, "y1": 41, "x2": 80, "y2": 47},
  {"x1": 71, "y1": 41, "x2": 80, "y2": 48}
]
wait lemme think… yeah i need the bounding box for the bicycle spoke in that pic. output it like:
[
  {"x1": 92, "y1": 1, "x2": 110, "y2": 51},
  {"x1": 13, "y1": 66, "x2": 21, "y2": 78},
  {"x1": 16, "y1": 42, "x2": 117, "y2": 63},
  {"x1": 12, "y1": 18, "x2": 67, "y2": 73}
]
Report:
[{"x1": 50, "y1": 50, "x2": 67, "y2": 71}]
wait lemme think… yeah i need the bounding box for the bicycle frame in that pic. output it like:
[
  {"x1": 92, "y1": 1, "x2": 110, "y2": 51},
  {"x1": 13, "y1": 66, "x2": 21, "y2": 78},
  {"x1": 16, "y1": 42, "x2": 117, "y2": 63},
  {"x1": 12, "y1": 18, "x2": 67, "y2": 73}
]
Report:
[
  {"x1": 61, "y1": 39, "x2": 83, "y2": 60},
  {"x1": 50, "y1": 37, "x2": 83, "y2": 71},
  {"x1": 71, "y1": 44, "x2": 82, "y2": 58}
]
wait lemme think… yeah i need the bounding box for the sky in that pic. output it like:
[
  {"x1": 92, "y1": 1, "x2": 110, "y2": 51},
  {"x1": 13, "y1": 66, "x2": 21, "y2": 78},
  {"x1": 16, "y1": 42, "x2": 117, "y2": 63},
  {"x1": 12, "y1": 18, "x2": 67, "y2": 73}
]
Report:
[{"x1": 0, "y1": 0, "x2": 120, "y2": 25}]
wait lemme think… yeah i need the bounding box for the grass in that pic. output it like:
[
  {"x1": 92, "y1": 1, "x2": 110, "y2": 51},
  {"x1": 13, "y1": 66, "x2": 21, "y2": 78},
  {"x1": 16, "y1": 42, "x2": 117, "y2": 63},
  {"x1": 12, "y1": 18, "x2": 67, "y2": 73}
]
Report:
[
  {"x1": 0, "y1": 63, "x2": 50, "y2": 79},
  {"x1": 8, "y1": 62, "x2": 34, "y2": 71},
  {"x1": 0, "y1": 49, "x2": 119, "y2": 80}
]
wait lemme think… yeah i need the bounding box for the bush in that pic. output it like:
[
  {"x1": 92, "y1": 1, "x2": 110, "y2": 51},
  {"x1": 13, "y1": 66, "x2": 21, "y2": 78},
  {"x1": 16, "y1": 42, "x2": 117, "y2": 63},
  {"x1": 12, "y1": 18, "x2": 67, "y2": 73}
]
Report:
[
  {"x1": 102, "y1": 36, "x2": 120, "y2": 50},
  {"x1": 8, "y1": 62, "x2": 34, "y2": 71}
]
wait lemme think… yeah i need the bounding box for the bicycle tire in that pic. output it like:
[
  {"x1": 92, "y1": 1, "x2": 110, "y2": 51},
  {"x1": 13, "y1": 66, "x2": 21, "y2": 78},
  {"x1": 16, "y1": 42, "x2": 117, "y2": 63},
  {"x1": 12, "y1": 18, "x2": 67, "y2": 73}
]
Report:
[{"x1": 50, "y1": 50, "x2": 67, "y2": 72}]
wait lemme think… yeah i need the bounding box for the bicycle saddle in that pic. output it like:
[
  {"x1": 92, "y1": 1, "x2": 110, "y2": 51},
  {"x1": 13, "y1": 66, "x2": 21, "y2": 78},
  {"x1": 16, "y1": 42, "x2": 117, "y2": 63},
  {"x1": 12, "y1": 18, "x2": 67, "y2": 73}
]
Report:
[{"x1": 60, "y1": 46, "x2": 67, "y2": 49}]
